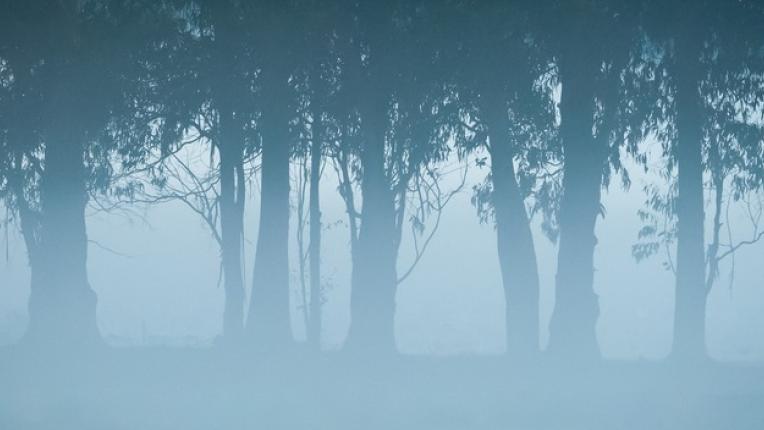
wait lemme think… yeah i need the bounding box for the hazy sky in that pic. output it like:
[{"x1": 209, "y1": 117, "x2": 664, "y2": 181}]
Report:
[{"x1": 1, "y1": 148, "x2": 763, "y2": 361}]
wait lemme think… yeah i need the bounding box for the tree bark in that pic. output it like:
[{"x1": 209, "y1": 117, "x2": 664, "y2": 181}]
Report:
[
  {"x1": 547, "y1": 51, "x2": 603, "y2": 360},
  {"x1": 482, "y1": 97, "x2": 541, "y2": 359},
  {"x1": 672, "y1": 37, "x2": 707, "y2": 359},
  {"x1": 307, "y1": 104, "x2": 323, "y2": 350},
  {"x1": 247, "y1": 69, "x2": 292, "y2": 349},
  {"x1": 344, "y1": 97, "x2": 398, "y2": 354},
  {"x1": 6, "y1": 148, "x2": 41, "y2": 277},
  {"x1": 210, "y1": 1, "x2": 247, "y2": 343},
  {"x1": 218, "y1": 106, "x2": 246, "y2": 342},
  {"x1": 26, "y1": 131, "x2": 99, "y2": 347}
]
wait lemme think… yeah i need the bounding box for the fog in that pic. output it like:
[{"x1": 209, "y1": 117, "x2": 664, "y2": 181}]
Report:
[
  {"x1": 3, "y1": 152, "x2": 763, "y2": 359},
  {"x1": 2, "y1": 0, "x2": 764, "y2": 429}
]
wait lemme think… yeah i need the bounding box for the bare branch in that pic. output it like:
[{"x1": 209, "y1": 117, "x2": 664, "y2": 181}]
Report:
[{"x1": 397, "y1": 162, "x2": 468, "y2": 285}]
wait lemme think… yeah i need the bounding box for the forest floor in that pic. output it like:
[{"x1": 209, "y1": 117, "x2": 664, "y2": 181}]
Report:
[{"x1": 1, "y1": 346, "x2": 763, "y2": 430}]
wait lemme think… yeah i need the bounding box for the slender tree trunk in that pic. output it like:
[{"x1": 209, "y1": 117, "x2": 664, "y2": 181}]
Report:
[
  {"x1": 247, "y1": 70, "x2": 292, "y2": 349},
  {"x1": 547, "y1": 52, "x2": 603, "y2": 360},
  {"x1": 483, "y1": 98, "x2": 540, "y2": 359},
  {"x1": 345, "y1": 98, "x2": 398, "y2": 353},
  {"x1": 210, "y1": 0, "x2": 247, "y2": 344},
  {"x1": 26, "y1": 132, "x2": 99, "y2": 347},
  {"x1": 673, "y1": 40, "x2": 707, "y2": 359},
  {"x1": 307, "y1": 106, "x2": 323, "y2": 350},
  {"x1": 218, "y1": 106, "x2": 246, "y2": 342}
]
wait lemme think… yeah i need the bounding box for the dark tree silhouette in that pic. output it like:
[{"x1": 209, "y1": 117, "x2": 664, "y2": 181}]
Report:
[
  {"x1": 442, "y1": 0, "x2": 557, "y2": 358},
  {"x1": 0, "y1": 5, "x2": 44, "y2": 302},
  {"x1": 245, "y1": 0, "x2": 299, "y2": 349},
  {"x1": 291, "y1": 0, "x2": 340, "y2": 349},
  {"x1": 207, "y1": 0, "x2": 251, "y2": 343},
  {"x1": 80, "y1": 0, "x2": 257, "y2": 343},
  {"x1": 1, "y1": 0, "x2": 763, "y2": 376},
  {"x1": 330, "y1": 0, "x2": 457, "y2": 353},
  {"x1": 0, "y1": 0, "x2": 178, "y2": 347},
  {"x1": 542, "y1": 0, "x2": 642, "y2": 360},
  {"x1": 636, "y1": 0, "x2": 764, "y2": 359}
]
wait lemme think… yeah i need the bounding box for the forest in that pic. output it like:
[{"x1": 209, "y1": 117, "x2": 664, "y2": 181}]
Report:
[{"x1": 1, "y1": 0, "x2": 764, "y2": 429}]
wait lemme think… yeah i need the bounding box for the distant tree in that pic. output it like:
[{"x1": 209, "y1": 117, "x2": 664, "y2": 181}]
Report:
[
  {"x1": 83, "y1": 0, "x2": 258, "y2": 344},
  {"x1": 290, "y1": 0, "x2": 341, "y2": 350}
]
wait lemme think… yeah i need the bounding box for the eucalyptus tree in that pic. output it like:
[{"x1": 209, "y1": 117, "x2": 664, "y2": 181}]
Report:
[
  {"x1": 442, "y1": 0, "x2": 556, "y2": 358},
  {"x1": 0, "y1": 0, "x2": 177, "y2": 347},
  {"x1": 0, "y1": 2, "x2": 44, "y2": 286},
  {"x1": 137, "y1": 0, "x2": 256, "y2": 342},
  {"x1": 635, "y1": 0, "x2": 764, "y2": 359},
  {"x1": 204, "y1": 0, "x2": 254, "y2": 343},
  {"x1": 543, "y1": 0, "x2": 643, "y2": 359},
  {"x1": 289, "y1": 0, "x2": 343, "y2": 349},
  {"x1": 333, "y1": 0, "x2": 400, "y2": 352},
  {"x1": 329, "y1": 0, "x2": 457, "y2": 352},
  {"x1": 245, "y1": 0, "x2": 303, "y2": 348}
]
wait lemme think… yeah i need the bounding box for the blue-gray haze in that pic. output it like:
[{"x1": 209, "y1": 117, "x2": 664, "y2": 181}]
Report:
[{"x1": 1, "y1": 1, "x2": 764, "y2": 429}]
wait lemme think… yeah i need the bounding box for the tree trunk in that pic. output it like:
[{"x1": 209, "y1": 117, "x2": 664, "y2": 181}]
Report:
[
  {"x1": 547, "y1": 52, "x2": 603, "y2": 360},
  {"x1": 247, "y1": 71, "x2": 292, "y2": 349},
  {"x1": 26, "y1": 133, "x2": 99, "y2": 347},
  {"x1": 673, "y1": 39, "x2": 707, "y2": 359},
  {"x1": 483, "y1": 98, "x2": 541, "y2": 359},
  {"x1": 345, "y1": 98, "x2": 398, "y2": 354},
  {"x1": 307, "y1": 105, "x2": 323, "y2": 350},
  {"x1": 7, "y1": 148, "x2": 41, "y2": 277},
  {"x1": 9, "y1": 150, "x2": 43, "y2": 341},
  {"x1": 210, "y1": 1, "x2": 247, "y2": 344},
  {"x1": 218, "y1": 106, "x2": 246, "y2": 342}
]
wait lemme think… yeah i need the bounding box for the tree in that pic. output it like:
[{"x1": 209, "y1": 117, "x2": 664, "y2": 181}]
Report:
[
  {"x1": 0, "y1": 0, "x2": 177, "y2": 347},
  {"x1": 542, "y1": 0, "x2": 642, "y2": 360},
  {"x1": 636, "y1": 0, "x2": 764, "y2": 359},
  {"x1": 290, "y1": 0, "x2": 341, "y2": 350},
  {"x1": 246, "y1": 0, "x2": 301, "y2": 349},
  {"x1": 207, "y1": 0, "x2": 253, "y2": 343},
  {"x1": 327, "y1": 0, "x2": 459, "y2": 353},
  {"x1": 446, "y1": 0, "x2": 557, "y2": 358}
]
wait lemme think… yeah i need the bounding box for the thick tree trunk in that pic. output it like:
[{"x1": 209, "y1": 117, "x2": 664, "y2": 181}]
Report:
[
  {"x1": 547, "y1": 53, "x2": 603, "y2": 360},
  {"x1": 7, "y1": 149, "x2": 41, "y2": 276},
  {"x1": 247, "y1": 72, "x2": 292, "y2": 349},
  {"x1": 673, "y1": 42, "x2": 707, "y2": 359},
  {"x1": 18, "y1": 203, "x2": 40, "y2": 278},
  {"x1": 26, "y1": 133, "x2": 99, "y2": 347},
  {"x1": 483, "y1": 99, "x2": 541, "y2": 359},
  {"x1": 307, "y1": 107, "x2": 323, "y2": 350},
  {"x1": 9, "y1": 150, "x2": 43, "y2": 340},
  {"x1": 17, "y1": 0, "x2": 98, "y2": 349},
  {"x1": 218, "y1": 107, "x2": 246, "y2": 342},
  {"x1": 345, "y1": 99, "x2": 398, "y2": 353}
]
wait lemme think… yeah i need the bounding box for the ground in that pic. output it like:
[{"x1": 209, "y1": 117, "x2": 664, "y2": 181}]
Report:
[{"x1": 1, "y1": 347, "x2": 763, "y2": 430}]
